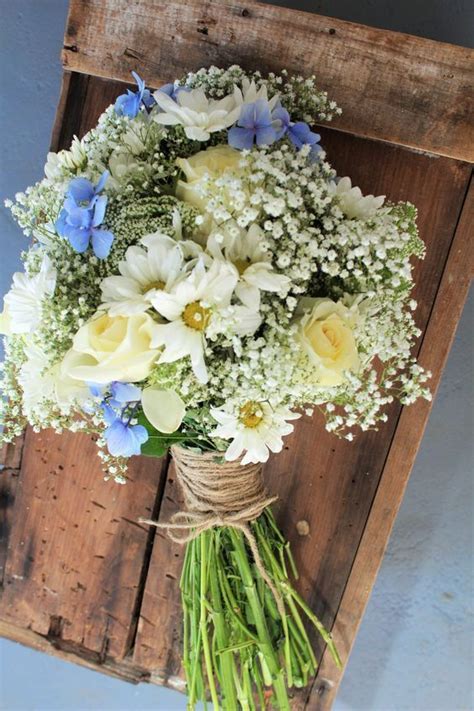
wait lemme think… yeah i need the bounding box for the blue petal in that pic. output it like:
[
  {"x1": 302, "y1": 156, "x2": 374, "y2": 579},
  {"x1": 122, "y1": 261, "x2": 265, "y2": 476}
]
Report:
[
  {"x1": 102, "y1": 403, "x2": 118, "y2": 425},
  {"x1": 91, "y1": 228, "x2": 114, "y2": 259},
  {"x1": 105, "y1": 420, "x2": 147, "y2": 457},
  {"x1": 92, "y1": 195, "x2": 107, "y2": 227},
  {"x1": 67, "y1": 177, "x2": 95, "y2": 204},
  {"x1": 131, "y1": 71, "x2": 145, "y2": 95},
  {"x1": 65, "y1": 204, "x2": 93, "y2": 229},
  {"x1": 111, "y1": 381, "x2": 141, "y2": 403},
  {"x1": 228, "y1": 126, "x2": 255, "y2": 150},
  {"x1": 158, "y1": 83, "x2": 175, "y2": 97},
  {"x1": 238, "y1": 102, "x2": 257, "y2": 129},
  {"x1": 131, "y1": 424, "x2": 148, "y2": 447},
  {"x1": 272, "y1": 103, "x2": 289, "y2": 140},
  {"x1": 115, "y1": 92, "x2": 140, "y2": 118},
  {"x1": 67, "y1": 227, "x2": 91, "y2": 253},
  {"x1": 88, "y1": 382, "x2": 105, "y2": 398},
  {"x1": 55, "y1": 209, "x2": 68, "y2": 236},
  {"x1": 95, "y1": 170, "x2": 109, "y2": 195},
  {"x1": 142, "y1": 89, "x2": 155, "y2": 108},
  {"x1": 255, "y1": 125, "x2": 278, "y2": 146},
  {"x1": 104, "y1": 420, "x2": 131, "y2": 456},
  {"x1": 254, "y1": 99, "x2": 273, "y2": 128},
  {"x1": 114, "y1": 93, "x2": 130, "y2": 115},
  {"x1": 289, "y1": 122, "x2": 320, "y2": 149}
]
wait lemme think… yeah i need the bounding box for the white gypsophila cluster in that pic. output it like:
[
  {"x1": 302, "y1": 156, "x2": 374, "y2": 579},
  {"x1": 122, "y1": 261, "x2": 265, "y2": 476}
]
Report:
[{"x1": 1, "y1": 66, "x2": 430, "y2": 478}]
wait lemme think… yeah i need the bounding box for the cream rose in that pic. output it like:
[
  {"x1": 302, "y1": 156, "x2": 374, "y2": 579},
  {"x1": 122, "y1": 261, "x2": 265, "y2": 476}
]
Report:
[
  {"x1": 296, "y1": 298, "x2": 360, "y2": 386},
  {"x1": 175, "y1": 145, "x2": 242, "y2": 213},
  {"x1": 61, "y1": 312, "x2": 160, "y2": 384}
]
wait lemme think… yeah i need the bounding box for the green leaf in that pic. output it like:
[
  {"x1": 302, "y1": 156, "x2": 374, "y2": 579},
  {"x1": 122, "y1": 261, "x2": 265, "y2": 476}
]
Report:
[{"x1": 137, "y1": 409, "x2": 186, "y2": 458}]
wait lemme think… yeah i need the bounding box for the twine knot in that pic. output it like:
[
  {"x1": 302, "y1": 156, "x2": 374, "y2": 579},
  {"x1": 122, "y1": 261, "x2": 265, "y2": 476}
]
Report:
[{"x1": 140, "y1": 445, "x2": 285, "y2": 619}]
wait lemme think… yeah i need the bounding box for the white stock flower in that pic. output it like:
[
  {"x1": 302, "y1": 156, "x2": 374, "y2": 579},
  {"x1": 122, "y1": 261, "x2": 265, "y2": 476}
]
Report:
[
  {"x1": 100, "y1": 232, "x2": 185, "y2": 315},
  {"x1": 153, "y1": 88, "x2": 238, "y2": 141},
  {"x1": 3, "y1": 254, "x2": 56, "y2": 334},
  {"x1": 44, "y1": 136, "x2": 87, "y2": 180},
  {"x1": 211, "y1": 401, "x2": 300, "y2": 464},
  {"x1": 232, "y1": 78, "x2": 280, "y2": 111},
  {"x1": 208, "y1": 223, "x2": 290, "y2": 308},
  {"x1": 19, "y1": 343, "x2": 88, "y2": 418},
  {"x1": 141, "y1": 386, "x2": 186, "y2": 433},
  {"x1": 329, "y1": 177, "x2": 385, "y2": 220},
  {"x1": 150, "y1": 258, "x2": 240, "y2": 383}
]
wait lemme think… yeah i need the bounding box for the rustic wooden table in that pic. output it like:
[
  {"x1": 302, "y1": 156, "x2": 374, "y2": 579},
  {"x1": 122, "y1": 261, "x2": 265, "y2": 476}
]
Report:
[{"x1": 1, "y1": 1, "x2": 472, "y2": 709}]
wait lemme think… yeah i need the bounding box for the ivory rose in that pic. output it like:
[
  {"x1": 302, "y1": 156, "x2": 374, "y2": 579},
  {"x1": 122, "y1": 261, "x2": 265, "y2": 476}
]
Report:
[
  {"x1": 296, "y1": 298, "x2": 360, "y2": 386},
  {"x1": 61, "y1": 312, "x2": 160, "y2": 384},
  {"x1": 176, "y1": 145, "x2": 242, "y2": 213}
]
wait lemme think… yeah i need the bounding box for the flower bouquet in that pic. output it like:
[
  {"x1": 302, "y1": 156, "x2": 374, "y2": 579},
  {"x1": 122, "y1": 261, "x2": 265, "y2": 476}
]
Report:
[{"x1": 1, "y1": 66, "x2": 430, "y2": 709}]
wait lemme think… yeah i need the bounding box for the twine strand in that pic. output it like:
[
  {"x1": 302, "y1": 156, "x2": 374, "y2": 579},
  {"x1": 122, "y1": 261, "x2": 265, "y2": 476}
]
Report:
[{"x1": 140, "y1": 445, "x2": 285, "y2": 620}]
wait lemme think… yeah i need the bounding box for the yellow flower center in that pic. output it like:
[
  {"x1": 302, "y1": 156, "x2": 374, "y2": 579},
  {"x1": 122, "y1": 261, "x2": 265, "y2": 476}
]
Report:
[
  {"x1": 239, "y1": 401, "x2": 264, "y2": 428},
  {"x1": 182, "y1": 301, "x2": 211, "y2": 331},
  {"x1": 233, "y1": 258, "x2": 251, "y2": 276},
  {"x1": 143, "y1": 280, "x2": 165, "y2": 293}
]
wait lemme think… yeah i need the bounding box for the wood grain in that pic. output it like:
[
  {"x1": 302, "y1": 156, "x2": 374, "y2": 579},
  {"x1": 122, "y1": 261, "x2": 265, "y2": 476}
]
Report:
[
  {"x1": 63, "y1": 0, "x2": 474, "y2": 161},
  {"x1": 0, "y1": 427, "x2": 167, "y2": 659}
]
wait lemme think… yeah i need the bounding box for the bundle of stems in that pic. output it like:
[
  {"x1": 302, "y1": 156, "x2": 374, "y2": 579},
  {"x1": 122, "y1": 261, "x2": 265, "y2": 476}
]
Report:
[{"x1": 180, "y1": 507, "x2": 341, "y2": 710}]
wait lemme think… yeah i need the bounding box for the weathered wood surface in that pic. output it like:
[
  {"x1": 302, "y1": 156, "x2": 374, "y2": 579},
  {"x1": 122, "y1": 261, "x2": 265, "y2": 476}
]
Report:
[
  {"x1": 1, "y1": 6, "x2": 473, "y2": 707},
  {"x1": 62, "y1": 0, "x2": 474, "y2": 161},
  {"x1": 0, "y1": 426, "x2": 168, "y2": 660}
]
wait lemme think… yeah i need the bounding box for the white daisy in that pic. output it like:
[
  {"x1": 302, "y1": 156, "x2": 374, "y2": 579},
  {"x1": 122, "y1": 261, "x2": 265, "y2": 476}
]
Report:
[
  {"x1": 4, "y1": 253, "x2": 56, "y2": 334},
  {"x1": 211, "y1": 401, "x2": 301, "y2": 464},
  {"x1": 152, "y1": 88, "x2": 238, "y2": 141},
  {"x1": 328, "y1": 177, "x2": 385, "y2": 220},
  {"x1": 208, "y1": 223, "x2": 290, "y2": 309},
  {"x1": 100, "y1": 232, "x2": 185, "y2": 315},
  {"x1": 150, "y1": 258, "x2": 242, "y2": 383}
]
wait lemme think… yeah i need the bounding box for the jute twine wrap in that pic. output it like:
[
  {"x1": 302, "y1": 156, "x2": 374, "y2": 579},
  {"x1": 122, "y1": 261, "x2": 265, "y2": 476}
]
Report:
[{"x1": 140, "y1": 446, "x2": 285, "y2": 619}]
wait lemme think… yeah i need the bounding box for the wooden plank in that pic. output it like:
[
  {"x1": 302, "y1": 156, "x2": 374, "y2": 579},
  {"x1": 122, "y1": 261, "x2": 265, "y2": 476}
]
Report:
[
  {"x1": 133, "y1": 124, "x2": 472, "y2": 692},
  {"x1": 0, "y1": 427, "x2": 168, "y2": 660},
  {"x1": 305, "y1": 177, "x2": 473, "y2": 710},
  {"x1": 63, "y1": 0, "x2": 474, "y2": 161}
]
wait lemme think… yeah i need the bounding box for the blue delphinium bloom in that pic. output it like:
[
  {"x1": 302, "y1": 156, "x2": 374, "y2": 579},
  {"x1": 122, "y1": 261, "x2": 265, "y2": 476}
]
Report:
[
  {"x1": 115, "y1": 71, "x2": 154, "y2": 118},
  {"x1": 272, "y1": 104, "x2": 322, "y2": 159},
  {"x1": 56, "y1": 171, "x2": 115, "y2": 259},
  {"x1": 104, "y1": 419, "x2": 148, "y2": 457},
  {"x1": 95, "y1": 381, "x2": 149, "y2": 457},
  {"x1": 228, "y1": 99, "x2": 278, "y2": 150},
  {"x1": 66, "y1": 171, "x2": 109, "y2": 204}
]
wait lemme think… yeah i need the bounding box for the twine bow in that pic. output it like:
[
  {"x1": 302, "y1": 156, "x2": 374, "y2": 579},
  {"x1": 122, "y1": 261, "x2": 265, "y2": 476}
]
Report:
[{"x1": 140, "y1": 445, "x2": 286, "y2": 620}]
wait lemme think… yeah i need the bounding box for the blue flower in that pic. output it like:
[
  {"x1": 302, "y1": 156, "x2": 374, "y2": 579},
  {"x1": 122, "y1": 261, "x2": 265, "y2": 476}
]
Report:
[
  {"x1": 157, "y1": 82, "x2": 190, "y2": 102},
  {"x1": 115, "y1": 71, "x2": 154, "y2": 118},
  {"x1": 104, "y1": 419, "x2": 148, "y2": 457},
  {"x1": 56, "y1": 171, "x2": 115, "y2": 259},
  {"x1": 109, "y1": 381, "x2": 142, "y2": 408},
  {"x1": 67, "y1": 171, "x2": 109, "y2": 205},
  {"x1": 272, "y1": 104, "x2": 322, "y2": 159},
  {"x1": 228, "y1": 99, "x2": 278, "y2": 150}
]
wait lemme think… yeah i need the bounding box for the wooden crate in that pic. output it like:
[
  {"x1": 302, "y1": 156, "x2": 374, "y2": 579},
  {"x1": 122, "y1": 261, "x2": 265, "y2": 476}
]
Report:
[{"x1": 1, "y1": 1, "x2": 472, "y2": 708}]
